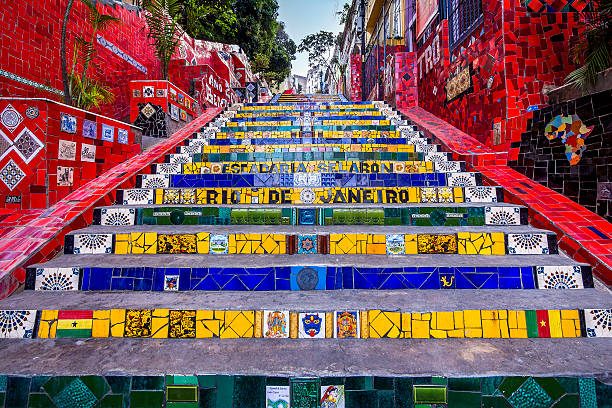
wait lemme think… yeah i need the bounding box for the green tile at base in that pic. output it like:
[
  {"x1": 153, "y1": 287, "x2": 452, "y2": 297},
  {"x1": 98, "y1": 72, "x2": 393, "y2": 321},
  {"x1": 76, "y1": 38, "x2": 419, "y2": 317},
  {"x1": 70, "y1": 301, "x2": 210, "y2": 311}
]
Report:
[
  {"x1": 26, "y1": 393, "x2": 53, "y2": 408},
  {"x1": 534, "y1": 377, "x2": 565, "y2": 400},
  {"x1": 166, "y1": 385, "x2": 198, "y2": 402},
  {"x1": 197, "y1": 376, "x2": 216, "y2": 389},
  {"x1": 482, "y1": 396, "x2": 513, "y2": 408},
  {"x1": 497, "y1": 377, "x2": 527, "y2": 398},
  {"x1": 81, "y1": 376, "x2": 110, "y2": 399},
  {"x1": 413, "y1": 385, "x2": 447, "y2": 404},
  {"x1": 552, "y1": 394, "x2": 580, "y2": 408},
  {"x1": 373, "y1": 377, "x2": 394, "y2": 390},
  {"x1": 97, "y1": 394, "x2": 124, "y2": 408},
  {"x1": 448, "y1": 378, "x2": 481, "y2": 392},
  {"x1": 448, "y1": 390, "x2": 482, "y2": 407},
  {"x1": 130, "y1": 390, "x2": 164, "y2": 408},
  {"x1": 378, "y1": 390, "x2": 394, "y2": 406},
  {"x1": 215, "y1": 375, "x2": 233, "y2": 408},
  {"x1": 166, "y1": 402, "x2": 199, "y2": 408},
  {"x1": 345, "y1": 390, "x2": 378, "y2": 408},
  {"x1": 131, "y1": 376, "x2": 164, "y2": 390},
  {"x1": 233, "y1": 376, "x2": 265, "y2": 408}
]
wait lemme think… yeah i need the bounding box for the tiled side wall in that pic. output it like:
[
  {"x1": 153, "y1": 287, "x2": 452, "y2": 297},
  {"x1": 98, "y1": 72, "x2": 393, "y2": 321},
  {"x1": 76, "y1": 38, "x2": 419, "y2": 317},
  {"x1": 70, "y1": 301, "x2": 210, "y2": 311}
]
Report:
[
  {"x1": 350, "y1": 55, "x2": 362, "y2": 102},
  {"x1": 509, "y1": 89, "x2": 612, "y2": 222},
  {"x1": 0, "y1": 0, "x2": 160, "y2": 120},
  {"x1": 0, "y1": 99, "x2": 140, "y2": 209}
]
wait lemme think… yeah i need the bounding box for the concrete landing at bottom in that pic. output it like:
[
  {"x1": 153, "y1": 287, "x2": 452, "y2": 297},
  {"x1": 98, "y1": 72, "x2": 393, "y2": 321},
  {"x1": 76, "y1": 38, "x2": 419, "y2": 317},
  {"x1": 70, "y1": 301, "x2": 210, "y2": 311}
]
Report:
[{"x1": 0, "y1": 338, "x2": 610, "y2": 377}]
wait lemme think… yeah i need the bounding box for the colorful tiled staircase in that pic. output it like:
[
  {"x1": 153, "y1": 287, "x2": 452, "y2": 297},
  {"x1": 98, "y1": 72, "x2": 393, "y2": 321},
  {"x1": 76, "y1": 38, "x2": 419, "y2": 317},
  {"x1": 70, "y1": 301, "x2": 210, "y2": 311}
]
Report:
[{"x1": 1, "y1": 95, "x2": 611, "y2": 379}]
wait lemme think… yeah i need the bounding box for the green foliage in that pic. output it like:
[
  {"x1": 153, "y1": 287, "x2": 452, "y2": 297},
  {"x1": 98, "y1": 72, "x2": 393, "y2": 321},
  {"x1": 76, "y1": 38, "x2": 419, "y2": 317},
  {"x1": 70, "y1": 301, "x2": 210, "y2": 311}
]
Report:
[
  {"x1": 337, "y1": 1, "x2": 352, "y2": 25},
  {"x1": 566, "y1": 0, "x2": 612, "y2": 90},
  {"x1": 143, "y1": 0, "x2": 183, "y2": 80},
  {"x1": 67, "y1": 0, "x2": 119, "y2": 110},
  {"x1": 298, "y1": 31, "x2": 335, "y2": 69}
]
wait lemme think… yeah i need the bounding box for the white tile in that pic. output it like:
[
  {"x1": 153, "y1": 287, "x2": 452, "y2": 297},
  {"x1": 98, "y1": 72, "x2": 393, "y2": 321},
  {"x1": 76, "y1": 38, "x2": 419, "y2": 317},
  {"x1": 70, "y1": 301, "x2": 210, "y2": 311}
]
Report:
[
  {"x1": 334, "y1": 311, "x2": 360, "y2": 338},
  {"x1": 386, "y1": 234, "x2": 405, "y2": 255},
  {"x1": 485, "y1": 206, "x2": 520, "y2": 225},
  {"x1": 263, "y1": 310, "x2": 289, "y2": 338},
  {"x1": 536, "y1": 266, "x2": 584, "y2": 289},
  {"x1": 140, "y1": 174, "x2": 170, "y2": 189},
  {"x1": 266, "y1": 386, "x2": 290, "y2": 408},
  {"x1": 298, "y1": 312, "x2": 326, "y2": 338},
  {"x1": 122, "y1": 188, "x2": 154, "y2": 205},
  {"x1": 74, "y1": 233, "x2": 113, "y2": 254},
  {"x1": 0, "y1": 310, "x2": 37, "y2": 338},
  {"x1": 447, "y1": 172, "x2": 477, "y2": 187},
  {"x1": 101, "y1": 208, "x2": 136, "y2": 226},
  {"x1": 507, "y1": 233, "x2": 549, "y2": 254},
  {"x1": 321, "y1": 385, "x2": 345, "y2": 408},
  {"x1": 584, "y1": 309, "x2": 612, "y2": 338},
  {"x1": 35, "y1": 267, "x2": 79, "y2": 291},
  {"x1": 464, "y1": 186, "x2": 498, "y2": 202}
]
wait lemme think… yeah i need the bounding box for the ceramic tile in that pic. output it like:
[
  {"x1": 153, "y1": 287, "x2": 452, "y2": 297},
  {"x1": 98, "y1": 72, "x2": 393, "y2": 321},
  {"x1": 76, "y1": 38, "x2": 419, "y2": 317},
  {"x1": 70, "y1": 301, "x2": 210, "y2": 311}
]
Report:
[
  {"x1": 290, "y1": 266, "x2": 326, "y2": 290},
  {"x1": 35, "y1": 267, "x2": 80, "y2": 291},
  {"x1": 141, "y1": 174, "x2": 170, "y2": 189},
  {"x1": 209, "y1": 234, "x2": 229, "y2": 254},
  {"x1": 446, "y1": 172, "x2": 477, "y2": 187},
  {"x1": 266, "y1": 386, "x2": 290, "y2": 408},
  {"x1": 321, "y1": 385, "x2": 345, "y2": 408},
  {"x1": 100, "y1": 208, "x2": 136, "y2": 226},
  {"x1": 536, "y1": 266, "x2": 584, "y2": 289},
  {"x1": 0, "y1": 310, "x2": 36, "y2": 338},
  {"x1": 485, "y1": 206, "x2": 520, "y2": 225},
  {"x1": 298, "y1": 312, "x2": 326, "y2": 338},
  {"x1": 122, "y1": 189, "x2": 154, "y2": 205},
  {"x1": 123, "y1": 309, "x2": 153, "y2": 338},
  {"x1": 507, "y1": 233, "x2": 549, "y2": 254},
  {"x1": 168, "y1": 310, "x2": 196, "y2": 338},
  {"x1": 297, "y1": 235, "x2": 318, "y2": 254},
  {"x1": 73, "y1": 234, "x2": 113, "y2": 254},
  {"x1": 335, "y1": 311, "x2": 360, "y2": 338},
  {"x1": 264, "y1": 310, "x2": 289, "y2": 338},
  {"x1": 584, "y1": 309, "x2": 612, "y2": 338},
  {"x1": 386, "y1": 234, "x2": 405, "y2": 254},
  {"x1": 464, "y1": 186, "x2": 498, "y2": 202},
  {"x1": 164, "y1": 275, "x2": 179, "y2": 291}
]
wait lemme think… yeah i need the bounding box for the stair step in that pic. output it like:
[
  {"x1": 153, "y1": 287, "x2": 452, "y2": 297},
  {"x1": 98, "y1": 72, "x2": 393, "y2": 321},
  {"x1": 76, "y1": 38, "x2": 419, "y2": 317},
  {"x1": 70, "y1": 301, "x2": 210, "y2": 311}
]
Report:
[{"x1": 165, "y1": 151, "x2": 452, "y2": 163}]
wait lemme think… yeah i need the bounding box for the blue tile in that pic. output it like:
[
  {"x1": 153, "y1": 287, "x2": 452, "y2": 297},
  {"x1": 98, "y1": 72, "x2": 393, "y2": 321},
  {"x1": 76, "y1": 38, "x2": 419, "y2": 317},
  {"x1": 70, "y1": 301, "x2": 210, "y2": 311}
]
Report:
[
  {"x1": 133, "y1": 278, "x2": 152, "y2": 291},
  {"x1": 192, "y1": 276, "x2": 221, "y2": 291},
  {"x1": 111, "y1": 277, "x2": 134, "y2": 291},
  {"x1": 499, "y1": 277, "x2": 522, "y2": 289},
  {"x1": 418, "y1": 271, "x2": 441, "y2": 289},
  {"x1": 221, "y1": 276, "x2": 249, "y2": 290},
  {"x1": 521, "y1": 268, "x2": 536, "y2": 289}
]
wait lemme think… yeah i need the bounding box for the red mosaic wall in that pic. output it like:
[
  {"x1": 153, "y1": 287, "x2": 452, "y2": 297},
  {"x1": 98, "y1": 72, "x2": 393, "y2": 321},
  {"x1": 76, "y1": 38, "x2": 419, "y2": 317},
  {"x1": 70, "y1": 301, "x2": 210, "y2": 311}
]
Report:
[
  {"x1": 415, "y1": 1, "x2": 581, "y2": 156},
  {"x1": 129, "y1": 80, "x2": 198, "y2": 123},
  {"x1": 394, "y1": 52, "x2": 418, "y2": 109},
  {"x1": 350, "y1": 55, "x2": 362, "y2": 102},
  {"x1": 0, "y1": 99, "x2": 140, "y2": 210},
  {"x1": 0, "y1": 0, "x2": 160, "y2": 121}
]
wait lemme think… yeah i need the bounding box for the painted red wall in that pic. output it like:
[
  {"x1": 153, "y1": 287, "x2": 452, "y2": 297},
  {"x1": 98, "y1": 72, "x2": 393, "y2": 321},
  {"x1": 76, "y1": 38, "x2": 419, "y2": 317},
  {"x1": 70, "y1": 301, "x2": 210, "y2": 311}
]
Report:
[
  {"x1": 0, "y1": 0, "x2": 160, "y2": 121},
  {"x1": 415, "y1": 1, "x2": 581, "y2": 156}
]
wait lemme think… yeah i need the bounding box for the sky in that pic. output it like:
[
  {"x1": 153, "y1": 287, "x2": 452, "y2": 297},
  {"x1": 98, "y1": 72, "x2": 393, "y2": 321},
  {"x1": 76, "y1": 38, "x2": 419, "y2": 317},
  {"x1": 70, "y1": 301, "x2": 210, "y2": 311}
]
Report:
[{"x1": 277, "y1": 0, "x2": 344, "y2": 78}]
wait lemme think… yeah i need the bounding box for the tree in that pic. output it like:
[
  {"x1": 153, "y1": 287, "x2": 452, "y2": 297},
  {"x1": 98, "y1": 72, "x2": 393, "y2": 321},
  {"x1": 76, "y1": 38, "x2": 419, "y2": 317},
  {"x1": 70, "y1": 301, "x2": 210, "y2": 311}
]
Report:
[
  {"x1": 565, "y1": 0, "x2": 612, "y2": 90},
  {"x1": 142, "y1": 0, "x2": 183, "y2": 80},
  {"x1": 337, "y1": 1, "x2": 352, "y2": 25},
  {"x1": 260, "y1": 23, "x2": 296, "y2": 86},
  {"x1": 298, "y1": 31, "x2": 335, "y2": 70},
  {"x1": 61, "y1": 0, "x2": 120, "y2": 109}
]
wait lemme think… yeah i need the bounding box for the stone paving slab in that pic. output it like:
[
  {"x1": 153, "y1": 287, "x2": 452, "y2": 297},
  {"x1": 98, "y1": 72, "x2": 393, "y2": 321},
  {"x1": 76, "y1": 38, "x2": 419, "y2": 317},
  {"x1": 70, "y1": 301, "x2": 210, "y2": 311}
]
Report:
[
  {"x1": 70, "y1": 224, "x2": 550, "y2": 234},
  {"x1": 3, "y1": 288, "x2": 610, "y2": 311},
  {"x1": 0, "y1": 337, "x2": 609, "y2": 377},
  {"x1": 31, "y1": 253, "x2": 585, "y2": 268}
]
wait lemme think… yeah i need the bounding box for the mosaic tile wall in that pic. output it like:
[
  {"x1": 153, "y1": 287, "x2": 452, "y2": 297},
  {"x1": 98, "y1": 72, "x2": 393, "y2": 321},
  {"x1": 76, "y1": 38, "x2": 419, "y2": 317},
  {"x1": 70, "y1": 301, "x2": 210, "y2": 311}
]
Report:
[
  {"x1": 0, "y1": 99, "x2": 141, "y2": 209},
  {"x1": 415, "y1": 0, "x2": 582, "y2": 154},
  {"x1": 509, "y1": 89, "x2": 612, "y2": 222},
  {"x1": 0, "y1": 375, "x2": 608, "y2": 407},
  {"x1": 0, "y1": 1, "x2": 160, "y2": 119}
]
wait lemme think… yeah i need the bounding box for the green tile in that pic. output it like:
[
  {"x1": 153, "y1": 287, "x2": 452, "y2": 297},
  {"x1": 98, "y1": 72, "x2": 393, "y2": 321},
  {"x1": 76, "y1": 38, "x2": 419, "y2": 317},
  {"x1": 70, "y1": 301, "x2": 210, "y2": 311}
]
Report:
[
  {"x1": 166, "y1": 376, "x2": 198, "y2": 386},
  {"x1": 0, "y1": 393, "x2": 4, "y2": 408},
  {"x1": 130, "y1": 391, "x2": 163, "y2": 408},
  {"x1": 579, "y1": 378, "x2": 597, "y2": 408},
  {"x1": 378, "y1": 390, "x2": 394, "y2": 407},
  {"x1": 552, "y1": 394, "x2": 580, "y2": 408},
  {"x1": 345, "y1": 377, "x2": 366, "y2": 390},
  {"x1": 431, "y1": 377, "x2": 446, "y2": 385},
  {"x1": 448, "y1": 390, "x2": 481, "y2": 407},
  {"x1": 199, "y1": 388, "x2": 216, "y2": 408},
  {"x1": 104, "y1": 377, "x2": 130, "y2": 395},
  {"x1": 290, "y1": 378, "x2": 318, "y2": 408},
  {"x1": 42, "y1": 377, "x2": 76, "y2": 398},
  {"x1": 481, "y1": 377, "x2": 504, "y2": 396},
  {"x1": 373, "y1": 377, "x2": 394, "y2": 390},
  {"x1": 27, "y1": 393, "x2": 54, "y2": 408},
  {"x1": 0, "y1": 377, "x2": 5, "y2": 392},
  {"x1": 215, "y1": 376, "x2": 233, "y2": 408},
  {"x1": 596, "y1": 379, "x2": 612, "y2": 408},
  {"x1": 534, "y1": 378, "x2": 565, "y2": 400},
  {"x1": 197, "y1": 376, "x2": 216, "y2": 389},
  {"x1": 556, "y1": 378, "x2": 578, "y2": 394},
  {"x1": 131, "y1": 376, "x2": 164, "y2": 390},
  {"x1": 508, "y1": 377, "x2": 553, "y2": 408},
  {"x1": 498, "y1": 377, "x2": 527, "y2": 398},
  {"x1": 345, "y1": 390, "x2": 378, "y2": 408},
  {"x1": 53, "y1": 378, "x2": 98, "y2": 408},
  {"x1": 166, "y1": 402, "x2": 199, "y2": 408},
  {"x1": 6, "y1": 378, "x2": 30, "y2": 408},
  {"x1": 482, "y1": 396, "x2": 513, "y2": 408},
  {"x1": 413, "y1": 385, "x2": 447, "y2": 404},
  {"x1": 266, "y1": 378, "x2": 289, "y2": 386},
  {"x1": 81, "y1": 376, "x2": 110, "y2": 399},
  {"x1": 166, "y1": 385, "x2": 198, "y2": 402},
  {"x1": 525, "y1": 311, "x2": 539, "y2": 338},
  {"x1": 97, "y1": 394, "x2": 123, "y2": 408},
  {"x1": 233, "y1": 376, "x2": 265, "y2": 408},
  {"x1": 394, "y1": 378, "x2": 413, "y2": 408},
  {"x1": 29, "y1": 377, "x2": 49, "y2": 393},
  {"x1": 448, "y1": 378, "x2": 481, "y2": 392}
]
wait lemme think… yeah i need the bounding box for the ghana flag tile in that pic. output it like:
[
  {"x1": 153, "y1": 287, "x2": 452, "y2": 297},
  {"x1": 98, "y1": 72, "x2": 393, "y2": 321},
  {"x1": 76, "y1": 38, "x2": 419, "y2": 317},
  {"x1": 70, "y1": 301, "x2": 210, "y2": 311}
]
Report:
[{"x1": 56, "y1": 310, "x2": 93, "y2": 338}]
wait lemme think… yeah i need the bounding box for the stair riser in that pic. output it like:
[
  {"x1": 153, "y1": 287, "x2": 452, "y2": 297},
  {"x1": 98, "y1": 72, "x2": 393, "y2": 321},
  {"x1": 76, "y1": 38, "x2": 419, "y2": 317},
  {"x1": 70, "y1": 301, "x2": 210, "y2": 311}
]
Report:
[
  {"x1": 25, "y1": 265, "x2": 594, "y2": 291},
  {"x1": 62, "y1": 232, "x2": 559, "y2": 256},
  {"x1": 166, "y1": 151, "x2": 451, "y2": 163},
  {"x1": 92, "y1": 206, "x2": 528, "y2": 227}
]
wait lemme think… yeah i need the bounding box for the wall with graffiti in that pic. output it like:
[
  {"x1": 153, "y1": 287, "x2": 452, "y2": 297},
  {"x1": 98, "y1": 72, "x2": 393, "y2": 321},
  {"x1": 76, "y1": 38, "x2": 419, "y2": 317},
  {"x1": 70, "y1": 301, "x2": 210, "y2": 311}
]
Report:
[{"x1": 509, "y1": 89, "x2": 612, "y2": 222}]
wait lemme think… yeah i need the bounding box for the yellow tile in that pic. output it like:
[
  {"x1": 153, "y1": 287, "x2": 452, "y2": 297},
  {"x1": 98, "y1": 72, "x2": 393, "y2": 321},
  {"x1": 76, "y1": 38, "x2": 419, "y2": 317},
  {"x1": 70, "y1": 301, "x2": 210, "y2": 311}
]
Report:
[
  {"x1": 481, "y1": 310, "x2": 497, "y2": 320},
  {"x1": 326, "y1": 313, "x2": 334, "y2": 338},
  {"x1": 482, "y1": 319, "x2": 500, "y2": 338},
  {"x1": 412, "y1": 319, "x2": 430, "y2": 338},
  {"x1": 404, "y1": 234, "x2": 418, "y2": 254},
  {"x1": 548, "y1": 310, "x2": 563, "y2": 338},
  {"x1": 561, "y1": 320, "x2": 577, "y2": 338},
  {"x1": 37, "y1": 310, "x2": 58, "y2": 338},
  {"x1": 453, "y1": 311, "x2": 464, "y2": 329},
  {"x1": 464, "y1": 328, "x2": 483, "y2": 338},
  {"x1": 197, "y1": 232, "x2": 209, "y2": 254},
  {"x1": 430, "y1": 329, "x2": 448, "y2": 338},
  {"x1": 151, "y1": 309, "x2": 169, "y2": 338},
  {"x1": 561, "y1": 309, "x2": 579, "y2": 320},
  {"x1": 254, "y1": 310, "x2": 263, "y2": 338},
  {"x1": 290, "y1": 312, "x2": 298, "y2": 338},
  {"x1": 464, "y1": 310, "x2": 482, "y2": 328},
  {"x1": 360, "y1": 312, "x2": 369, "y2": 339},
  {"x1": 436, "y1": 312, "x2": 455, "y2": 331},
  {"x1": 448, "y1": 329, "x2": 465, "y2": 338},
  {"x1": 401, "y1": 313, "x2": 411, "y2": 333},
  {"x1": 510, "y1": 328, "x2": 528, "y2": 338},
  {"x1": 114, "y1": 233, "x2": 131, "y2": 255},
  {"x1": 516, "y1": 311, "x2": 527, "y2": 329},
  {"x1": 196, "y1": 310, "x2": 219, "y2": 338},
  {"x1": 222, "y1": 311, "x2": 254, "y2": 338},
  {"x1": 92, "y1": 310, "x2": 110, "y2": 338},
  {"x1": 508, "y1": 311, "x2": 518, "y2": 329},
  {"x1": 499, "y1": 319, "x2": 510, "y2": 338},
  {"x1": 110, "y1": 309, "x2": 126, "y2": 337}
]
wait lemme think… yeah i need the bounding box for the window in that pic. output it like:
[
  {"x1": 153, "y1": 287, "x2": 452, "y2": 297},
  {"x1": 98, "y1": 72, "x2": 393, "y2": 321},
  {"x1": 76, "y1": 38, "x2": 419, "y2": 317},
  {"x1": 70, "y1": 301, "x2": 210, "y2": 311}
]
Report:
[{"x1": 446, "y1": 0, "x2": 483, "y2": 53}]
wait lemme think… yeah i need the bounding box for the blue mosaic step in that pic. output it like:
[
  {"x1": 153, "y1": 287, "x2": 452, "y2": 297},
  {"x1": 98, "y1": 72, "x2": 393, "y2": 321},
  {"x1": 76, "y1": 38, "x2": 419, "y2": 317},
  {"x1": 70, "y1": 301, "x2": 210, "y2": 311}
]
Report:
[
  {"x1": 165, "y1": 151, "x2": 451, "y2": 163},
  {"x1": 136, "y1": 172, "x2": 481, "y2": 189},
  {"x1": 216, "y1": 125, "x2": 407, "y2": 132},
  {"x1": 93, "y1": 204, "x2": 528, "y2": 227},
  {"x1": 230, "y1": 114, "x2": 389, "y2": 121},
  {"x1": 25, "y1": 261, "x2": 593, "y2": 291}
]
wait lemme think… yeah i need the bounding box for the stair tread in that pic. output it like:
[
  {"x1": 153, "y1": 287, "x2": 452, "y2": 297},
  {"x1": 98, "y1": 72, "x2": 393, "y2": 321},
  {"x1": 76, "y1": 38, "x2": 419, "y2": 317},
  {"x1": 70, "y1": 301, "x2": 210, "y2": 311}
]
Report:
[
  {"x1": 32, "y1": 253, "x2": 584, "y2": 268},
  {"x1": 0, "y1": 337, "x2": 610, "y2": 377},
  {"x1": 2, "y1": 288, "x2": 610, "y2": 311},
  {"x1": 69, "y1": 224, "x2": 550, "y2": 234},
  {"x1": 99, "y1": 202, "x2": 526, "y2": 209}
]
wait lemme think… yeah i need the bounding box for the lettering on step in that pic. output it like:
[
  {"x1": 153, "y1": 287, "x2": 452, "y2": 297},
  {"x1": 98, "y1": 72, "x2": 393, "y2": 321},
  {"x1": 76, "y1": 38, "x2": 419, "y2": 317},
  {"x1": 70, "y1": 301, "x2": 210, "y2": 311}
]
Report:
[{"x1": 210, "y1": 162, "x2": 398, "y2": 174}]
